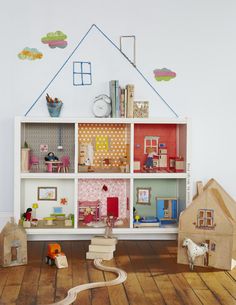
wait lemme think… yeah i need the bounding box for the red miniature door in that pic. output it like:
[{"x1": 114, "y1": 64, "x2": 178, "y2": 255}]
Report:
[{"x1": 107, "y1": 197, "x2": 119, "y2": 217}]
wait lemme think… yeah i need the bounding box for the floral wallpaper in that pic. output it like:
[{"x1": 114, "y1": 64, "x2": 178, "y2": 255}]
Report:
[{"x1": 78, "y1": 179, "x2": 129, "y2": 218}]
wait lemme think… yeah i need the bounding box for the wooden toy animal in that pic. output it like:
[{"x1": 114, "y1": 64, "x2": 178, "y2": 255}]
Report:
[{"x1": 182, "y1": 238, "x2": 208, "y2": 270}]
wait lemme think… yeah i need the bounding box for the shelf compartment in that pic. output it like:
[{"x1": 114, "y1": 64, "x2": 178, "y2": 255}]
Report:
[
  {"x1": 133, "y1": 178, "x2": 186, "y2": 228},
  {"x1": 20, "y1": 178, "x2": 75, "y2": 229},
  {"x1": 133, "y1": 123, "x2": 187, "y2": 174},
  {"x1": 78, "y1": 123, "x2": 130, "y2": 173},
  {"x1": 21, "y1": 122, "x2": 75, "y2": 173},
  {"x1": 77, "y1": 178, "x2": 130, "y2": 229}
]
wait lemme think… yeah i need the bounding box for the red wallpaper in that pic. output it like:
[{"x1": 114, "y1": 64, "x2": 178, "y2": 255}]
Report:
[{"x1": 134, "y1": 124, "x2": 177, "y2": 169}]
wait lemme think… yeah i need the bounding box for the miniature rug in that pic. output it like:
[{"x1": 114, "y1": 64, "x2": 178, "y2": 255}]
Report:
[{"x1": 48, "y1": 258, "x2": 127, "y2": 305}]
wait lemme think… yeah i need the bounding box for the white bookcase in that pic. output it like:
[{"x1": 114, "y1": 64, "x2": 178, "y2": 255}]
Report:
[{"x1": 14, "y1": 117, "x2": 190, "y2": 240}]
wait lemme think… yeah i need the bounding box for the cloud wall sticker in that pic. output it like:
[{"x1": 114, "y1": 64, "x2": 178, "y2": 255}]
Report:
[
  {"x1": 153, "y1": 68, "x2": 176, "y2": 81},
  {"x1": 18, "y1": 47, "x2": 43, "y2": 60},
  {"x1": 41, "y1": 31, "x2": 68, "y2": 49}
]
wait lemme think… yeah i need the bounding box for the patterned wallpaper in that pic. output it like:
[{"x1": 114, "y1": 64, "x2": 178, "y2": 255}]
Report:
[
  {"x1": 78, "y1": 178, "x2": 129, "y2": 218},
  {"x1": 22, "y1": 123, "x2": 75, "y2": 171},
  {"x1": 78, "y1": 123, "x2": 130, "y2": 168}
]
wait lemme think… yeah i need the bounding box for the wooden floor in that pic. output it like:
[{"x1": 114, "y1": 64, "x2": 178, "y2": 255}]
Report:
[{"x1": 0, "y1": 240, "x2": 236, "y2": 305}]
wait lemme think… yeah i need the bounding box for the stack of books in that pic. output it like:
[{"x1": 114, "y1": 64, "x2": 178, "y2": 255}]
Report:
[
  {"x1": 109, "y1": 80, "x2": 134, "y2": 118},
  {"x1": 86, "y1": 236, "x2": 117, "y2": 260}
]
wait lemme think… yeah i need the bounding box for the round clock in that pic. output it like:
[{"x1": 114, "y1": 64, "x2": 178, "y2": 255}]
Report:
[{"x1": 92, "y1": 94, "x2": 112, "y2": 118}]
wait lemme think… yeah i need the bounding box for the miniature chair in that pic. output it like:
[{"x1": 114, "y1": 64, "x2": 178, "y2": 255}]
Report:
[
  {"x1": 60, "y1": 155, "x2": 70, "y2": 173},
  {"x1": 30, "y1": 155, "x2": 39, "y2": 171}
]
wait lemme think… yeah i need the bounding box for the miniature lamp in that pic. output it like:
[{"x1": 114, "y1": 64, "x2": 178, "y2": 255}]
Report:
[{"x1": 32, "y1": 203, "x2": 39, "y2": 219}]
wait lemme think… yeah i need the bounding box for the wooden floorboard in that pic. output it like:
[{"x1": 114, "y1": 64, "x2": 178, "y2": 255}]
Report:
[{"x1": 0, "y1": 240, "x2": 235, "y2": 305}]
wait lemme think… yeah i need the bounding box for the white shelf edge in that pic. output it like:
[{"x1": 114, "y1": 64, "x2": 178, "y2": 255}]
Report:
[
  {"x1": 16, "y1": 116, "x2": 188, "y2": 124},
  {"x1": 20, "y1": 173, "x2": 77, "y2": 179},
  {"x1": 20, "y1": 172, "x2": 187, "y2": 179},
  {"x1": 25, "y1": 227, "x2": 178, "y2": 235}
]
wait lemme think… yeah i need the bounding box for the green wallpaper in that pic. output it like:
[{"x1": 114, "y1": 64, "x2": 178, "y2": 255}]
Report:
[{"x1": 133, "y1": 179, "x2": 178, "y2": 218}]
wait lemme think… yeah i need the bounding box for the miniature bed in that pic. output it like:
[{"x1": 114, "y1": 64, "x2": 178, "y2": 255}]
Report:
[{"x1": 133, "y1": 216, "x2": 160, "y2": 228}]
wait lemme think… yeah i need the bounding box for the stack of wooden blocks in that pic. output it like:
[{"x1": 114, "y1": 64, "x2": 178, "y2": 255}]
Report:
[{"x1": 86, "y1": 236, "x2": 117, "y2": 260}]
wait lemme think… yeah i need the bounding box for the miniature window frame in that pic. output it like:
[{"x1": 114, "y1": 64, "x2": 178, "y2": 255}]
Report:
[
  {"x1": 73, "y1": 61, "x2": 92, "y2": 86},
  {"x1": 136, "y1": 187, "x2": 151, "y2": 205},
  {"x1": 197, "y1": 209, "x2": 214, "y2": 228},
  {"x1": 37, "y1": 187, "x2": 57, "y2": 201},
  {"x1": 144, "y1": 136, "x2": 159, "y2": 154}
]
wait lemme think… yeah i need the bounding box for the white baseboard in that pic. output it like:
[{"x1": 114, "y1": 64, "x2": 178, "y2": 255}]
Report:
[{"x1": 0, "y1": 212, "x2": 13, "y2": 230}]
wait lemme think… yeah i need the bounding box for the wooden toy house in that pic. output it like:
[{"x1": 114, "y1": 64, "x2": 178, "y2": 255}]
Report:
[
  {"x1": 177, "y1": 179, "x2": 236, "y2": 270},
  {"x1": 0, "y1": 219, "x2": 27, "y2": 267}
]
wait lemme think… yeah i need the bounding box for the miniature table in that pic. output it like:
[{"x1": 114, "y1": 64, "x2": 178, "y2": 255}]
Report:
[
  {"x1": 45, "y1": 161, "x2": 63, "y2": 172},
  {"x1": 43, "y1": 217, "x2": 56, "y2": 225}
]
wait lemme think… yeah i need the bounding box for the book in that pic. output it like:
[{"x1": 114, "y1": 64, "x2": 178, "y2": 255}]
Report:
[
  {"x1": 89, "y1": 244, "x2": 116, "y2": 252},
  {"x1": 126, "y1": 84, "x2": 134, "y2": 118},
  {"x1": 115, "y1": 80, "x2": 120, "y2": 117},
  {"x1": 86, "y1": 251, "x2": 113, "y2": 260},
  {"x1": 91, "y1": 236, "x2": 118, "y2": 245},
  {"x1": 120, "y1": 88, "x2": 126, "y2": 118},
  {"x1": 109, "y1": 80, "x2": 116, "y2": 118}
]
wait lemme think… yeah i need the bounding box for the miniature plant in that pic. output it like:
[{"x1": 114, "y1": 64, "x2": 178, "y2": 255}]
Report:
[{"x1": 23, "y1": 141, "x2": 29, "y2": 148}]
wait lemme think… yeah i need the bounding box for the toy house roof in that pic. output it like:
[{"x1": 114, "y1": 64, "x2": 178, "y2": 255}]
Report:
[
  {"x1": 0, "y1": 221, "x2": 26, "y2": 237},
  {"x1": 193, "y1": 179, "x2": 236, "y2": 221},
  {"x1": 179, "y1": 178, "x2": 236, "y2": 233}
]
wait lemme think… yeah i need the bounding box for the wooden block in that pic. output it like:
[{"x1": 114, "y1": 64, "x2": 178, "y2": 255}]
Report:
[
  {"x1": 91, "y1": 236, "x2": 118, "y2": 246},
  {"x1": 55, "y1": 255, "x2": 68, "y2": 269},
  {"x1": 86, "y1": 251, "x2": 113, "y2": 260},
  {"x1": 65, "y1": 219, "x2": 72, "y2": 226},
  {"x1": 23, "y1": 221, "x2": 31, "y2": 228},
  {"x1": 89, "y1": 244, "x2": 116, "y2": 253}
]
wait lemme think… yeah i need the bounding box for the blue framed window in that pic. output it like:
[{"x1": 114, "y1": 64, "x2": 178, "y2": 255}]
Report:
[{"x1": 73, "y1": 61, "x2": 92, "y2": 86}]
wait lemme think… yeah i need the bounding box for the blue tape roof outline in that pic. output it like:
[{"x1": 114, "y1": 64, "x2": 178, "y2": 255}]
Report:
[{"x1": 25, "y1": 24, "x2": 178, "y2": 118}]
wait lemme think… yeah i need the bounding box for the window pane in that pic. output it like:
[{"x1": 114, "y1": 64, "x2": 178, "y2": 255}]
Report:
[
  {"x1": 206, "y1": 211, "x2": 212, "y2": 217},
  {"x1": 82, "y1": 62, "x2": 91, "y2": 73},
  {"x1": 199, "y1": 210, "x2": 204, "y2": 217},
  {"x1": 82, "y1": 74, "x2": 92, "y2": 85}
]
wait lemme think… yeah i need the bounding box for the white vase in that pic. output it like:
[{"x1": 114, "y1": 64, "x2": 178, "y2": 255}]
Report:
[{"x1": 21, "y1": 148, "x2": 30, "y2": 172}]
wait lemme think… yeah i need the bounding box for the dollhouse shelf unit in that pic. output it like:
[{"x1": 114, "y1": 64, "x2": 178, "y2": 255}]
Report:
[{"x1": 14, "y1": 117, "x2": 190, "y2": 240}]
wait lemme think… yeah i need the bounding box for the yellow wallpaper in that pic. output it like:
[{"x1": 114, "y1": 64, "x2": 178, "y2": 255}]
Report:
[{"x1": 78, "y1": 124, "x2": 129, "y2": 167}]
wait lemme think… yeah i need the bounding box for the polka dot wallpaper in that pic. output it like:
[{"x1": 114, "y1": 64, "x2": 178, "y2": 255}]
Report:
[{"x1": 78, "y1": 123, "x2": 130, "y2": 168}]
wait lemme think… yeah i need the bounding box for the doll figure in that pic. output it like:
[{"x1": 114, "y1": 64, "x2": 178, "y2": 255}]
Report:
[
  {"x1": 23, "y1": 208, "x2": 32, "y2": 221},
  {"x1": 145, "y1": 147, "x2": 158, "y2": 169},
  {"x1": 104, "y1": 215, "x2": 113, "y2": 238},
  {"x1": 83, "y1": 207, "x2": 94, "y2": 224}
]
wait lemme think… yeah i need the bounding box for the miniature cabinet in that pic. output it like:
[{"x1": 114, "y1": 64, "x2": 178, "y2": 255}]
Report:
[{"x1": 14, "y1": 117, "x2": 190, "y2": 239}]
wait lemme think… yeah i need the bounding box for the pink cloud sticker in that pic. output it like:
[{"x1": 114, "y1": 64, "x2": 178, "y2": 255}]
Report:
[{"x1": 153, "y1": 68, "x2": 176, "y2": 81}]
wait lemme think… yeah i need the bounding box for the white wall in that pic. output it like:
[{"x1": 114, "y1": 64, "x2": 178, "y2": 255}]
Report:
[{"x1": 1, "y1": 0, "x2": 236, "y2": 214}]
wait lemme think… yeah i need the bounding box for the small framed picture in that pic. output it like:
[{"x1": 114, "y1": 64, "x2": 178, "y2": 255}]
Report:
[
  {"x1": 136, "y1": 187, "x2": 151, "y2": 205},
  {"x1": 38, "y1": 187, "x2": 57, "y2": 201},
  {"x1": 133, "y1": 101, "x2": 149, "y2": 118}
]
